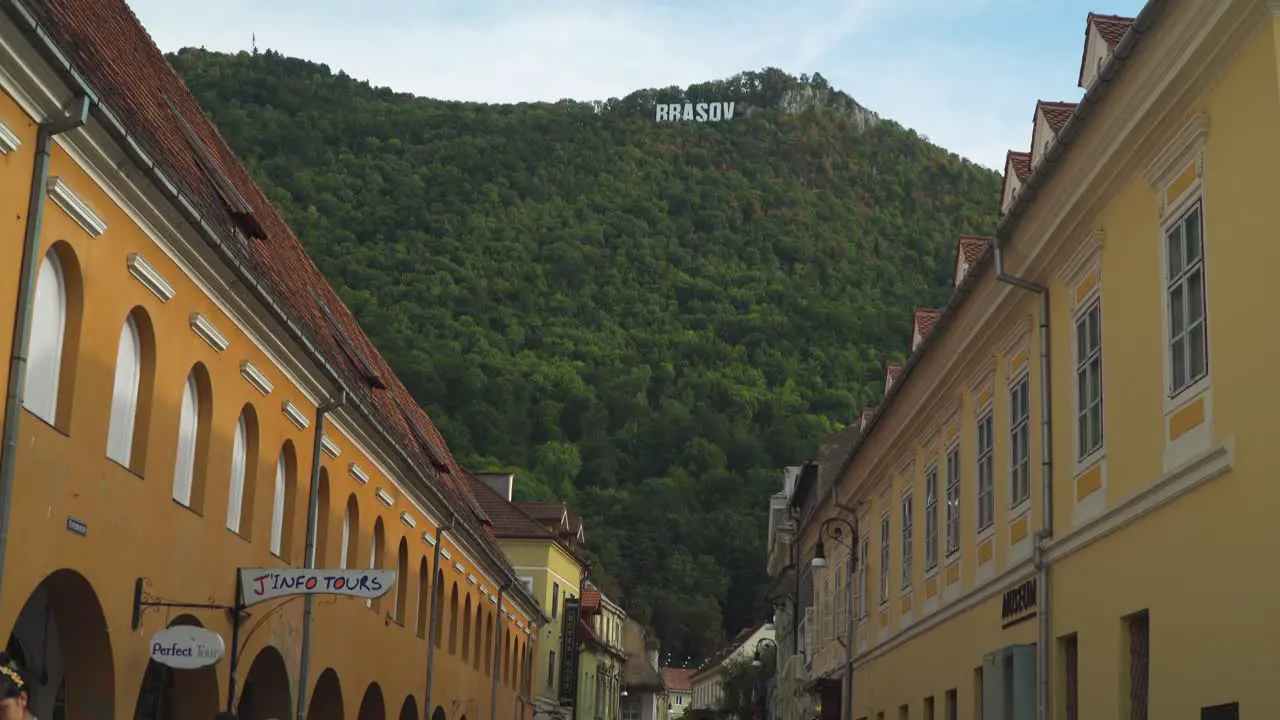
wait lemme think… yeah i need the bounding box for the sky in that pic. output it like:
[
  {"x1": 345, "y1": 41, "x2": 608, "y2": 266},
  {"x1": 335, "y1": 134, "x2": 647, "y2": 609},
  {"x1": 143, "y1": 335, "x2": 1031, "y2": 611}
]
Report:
[{"x1": 126, "y1": 0, "x2": 1146, "y2": 171}]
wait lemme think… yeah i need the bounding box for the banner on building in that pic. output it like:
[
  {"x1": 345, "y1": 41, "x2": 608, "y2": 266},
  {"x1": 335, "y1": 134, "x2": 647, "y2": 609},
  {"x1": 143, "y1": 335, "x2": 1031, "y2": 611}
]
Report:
[{"x1": 559, "y1": 596, "x2": 582, "y2": 706}]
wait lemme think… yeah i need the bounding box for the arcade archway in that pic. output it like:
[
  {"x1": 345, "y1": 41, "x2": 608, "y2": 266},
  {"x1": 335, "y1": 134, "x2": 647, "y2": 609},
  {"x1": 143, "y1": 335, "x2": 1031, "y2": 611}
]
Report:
[
  {"x1": 306, "y1": 667, "x2": 344, "y2": 720},
  {"x1": 237, "y1": 645, "x2": 292, "y2": 719},
  {"x1": 397, "y1": 695, "x2": 418, "y2": 720},
  {"x1": 130, "y1": 614, "x2": 220, "y2": 719},
  {"x1": 356, "y1": 681, "x2": 385, "y2": 720},
  {"x1": 5, "y1": 569, "x2": 114, "y2": 720}
]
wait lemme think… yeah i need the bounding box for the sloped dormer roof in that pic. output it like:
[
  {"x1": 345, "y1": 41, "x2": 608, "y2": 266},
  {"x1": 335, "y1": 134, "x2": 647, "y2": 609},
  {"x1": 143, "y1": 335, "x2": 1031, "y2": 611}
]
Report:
[
  {"x1": 954, "y1": 236, "x2": 991, "y2": 287},
  {"x1": 1000, "y1": 151, "x2": 1032, "y2": 216},
  {"x1": 884, "y1": 362, "x2": 903, "y2": 397},
  {"x1": 1079, "y1": 13, "x2": 1135, "y2": 88},
  {"x1": 911, "y1": 308, "x2": 942, "y2": 352},
  {"x1": 1030, "y1": 101, "x2": 1077, "y2": 168}
]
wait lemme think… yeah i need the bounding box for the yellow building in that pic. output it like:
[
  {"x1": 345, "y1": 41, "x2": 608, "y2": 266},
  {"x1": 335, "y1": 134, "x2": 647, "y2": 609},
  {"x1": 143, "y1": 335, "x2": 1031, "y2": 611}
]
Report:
[
  {"x1": 0, "y1": 0, "x2": 547, "y2": 718},
  {"x1": 468, "y1": 474, "x2": 589, "y2": 720},
  {"x1": 795, "y1": 2, "x2": 1270, "y2": 718},
  {"x1": 578, "y1": 584, "x2": 626, "y2": 720}
]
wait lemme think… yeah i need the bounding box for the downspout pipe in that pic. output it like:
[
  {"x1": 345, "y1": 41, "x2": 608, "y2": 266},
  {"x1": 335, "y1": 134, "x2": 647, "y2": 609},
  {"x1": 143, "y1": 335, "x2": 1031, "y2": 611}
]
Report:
[
  {"x1": 993, "y1": 239, "x2": 1053, "y2": 720},
  {"x1": 0, "y1": 93, "x2": 89, "y2": 599},
  {"x1": 491, "y1": 581, "x2": 512, "y2": 720},
  {"x1": 424, "y1": 514, "x2": 456, "y2": 719},
  {"x1": 295, "y1": 390, "x2": 348, "y2": 720}
]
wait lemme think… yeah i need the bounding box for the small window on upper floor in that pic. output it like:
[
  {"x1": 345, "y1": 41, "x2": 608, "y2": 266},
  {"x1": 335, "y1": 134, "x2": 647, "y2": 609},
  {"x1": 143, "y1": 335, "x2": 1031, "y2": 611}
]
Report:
[
  {"x1": 106, "y1": 313, "x2": 143, "y2": 468},
  {"x1": 173, "y1": 367, "x2": 209, "y2": 510},
  {"x1": 552, "y1": 582, "x2": 560, "y2": 619}
]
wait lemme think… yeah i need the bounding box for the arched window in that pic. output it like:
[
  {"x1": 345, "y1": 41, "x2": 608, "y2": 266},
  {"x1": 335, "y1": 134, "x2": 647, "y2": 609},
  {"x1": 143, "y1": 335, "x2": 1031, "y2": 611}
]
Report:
[
  {"x1": 473, "y1": 602, "x2": 483, "y2": 670},
  {"x1": 432, "y1": 569, "x2": 445, "y2": 648},
  {"x1": 395, "y1": 538, "x2": 409, "y2": 622},
  {"x1": 447, "y1": 583, "x2": 459, "y2": 654},
  {"x1": 313, "y1": 469, "x2": 330, "y2": 565},
  {"x1": 340, "y1": 495, "x2": 359, "y2": 569},
  {"x1": 484, "y1": 613, "x2": 493, "y2": 675},
  {"x1": 503, "y1": 628, "x2": 511, "y2": 686},
  {"x1": 368, "y1": 518, "x2": 384, "y2": 610},
  {"x1": 416, "y1": 558, "x2": 430, "y2": 639},
  {"x1": 172, "y1": 370, "x2": 201, "y2": 506},
  {"x1": 24, "y1": 247, "x2": 66, "y2": 424},
  {"x1": 270, "y1": 445, "x2": 297, "y2": 557},
  {"x1": 105, "y1": 314, "x2": 141, "y2": 466},
  {"x1": 461, "y1": 595, "x2": 472, "y2": 662},
  {"x1": 225, "y1": 410, "x2": 250, "y2": 533}
]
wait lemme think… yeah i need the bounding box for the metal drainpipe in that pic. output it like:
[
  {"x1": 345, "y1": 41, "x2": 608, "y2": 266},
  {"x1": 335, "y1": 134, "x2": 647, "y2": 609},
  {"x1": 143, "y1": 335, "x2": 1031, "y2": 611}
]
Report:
[
  {"x1": 0, "y1": 94, "x2": 89, "y2": 599},
  {"x1": 491, "y1": 582, "x2": 512, "y2": 720},
  {"x1": 424, "y1": 515, "x2": 455, "y2": 718},
  {"x1": 994, "y1": 239, "x2": 1054, "y2": 720},
  {"x1": 294, "y1": 390, "x2": 347, "y2": 720}
]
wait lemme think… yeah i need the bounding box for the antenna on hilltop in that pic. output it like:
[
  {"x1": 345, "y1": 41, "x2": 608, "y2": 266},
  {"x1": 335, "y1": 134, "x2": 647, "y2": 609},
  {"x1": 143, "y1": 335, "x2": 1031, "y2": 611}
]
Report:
[{"x1": 251, "y1": 33, "x2": 258, "y2": 54}]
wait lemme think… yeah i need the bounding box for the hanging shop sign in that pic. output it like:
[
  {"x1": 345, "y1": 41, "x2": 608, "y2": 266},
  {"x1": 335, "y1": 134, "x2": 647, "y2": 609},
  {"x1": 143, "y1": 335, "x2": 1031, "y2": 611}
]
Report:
[
  {"x1": 558, "y1": 596, "x2": 582, "y2": 706},
  {"x1": 238, "y1": 568, "x2": 397, "y2": 607},
  {"x1": 149, "y1": 625, "x2": 226, "y2": 669},
  {"x1": 1000, "y1": 577, "x2": 1038, "y2": 628}
]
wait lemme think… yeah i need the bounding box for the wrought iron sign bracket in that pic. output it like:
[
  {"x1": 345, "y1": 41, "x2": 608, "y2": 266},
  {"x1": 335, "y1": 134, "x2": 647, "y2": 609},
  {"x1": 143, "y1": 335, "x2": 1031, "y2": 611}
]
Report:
[{"x1": 130, "y1": 576, "x2": 237, "y2": 631}]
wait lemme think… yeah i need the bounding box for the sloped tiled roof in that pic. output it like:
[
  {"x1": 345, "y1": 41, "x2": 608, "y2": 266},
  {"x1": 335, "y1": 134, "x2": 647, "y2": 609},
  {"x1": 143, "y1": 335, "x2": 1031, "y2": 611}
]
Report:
[
  {"x1": 1007, "y1": 151, "x2": 1032, "y2": 182},
  {"x1": 580, "y1": 586, "x2": 602, "y2": 614},
  {"x1": 1092, "y1": 12, "x2": 1135, "y2": 46},
  {"x1": 464, "y1": 473, "x2": 555, "y2": 539},
  {"x1": 662, "y1": 668, "x2": 696, "y2": 692},
  {"x1": 958, "y1": 236, "x2": 990, "y2": 264},
  {"x1": 19, "y1": 0, "x2": 507, "y2": 555},
  {"x1": 1036, "y1": 100, "x2": 1078, "y2": 134},
  {"x1": 913, "y1": 308, "x2": 942, "y2": 340},
  {"x1": 521, "y1": 502, "x2": 569, "y2": 527}
]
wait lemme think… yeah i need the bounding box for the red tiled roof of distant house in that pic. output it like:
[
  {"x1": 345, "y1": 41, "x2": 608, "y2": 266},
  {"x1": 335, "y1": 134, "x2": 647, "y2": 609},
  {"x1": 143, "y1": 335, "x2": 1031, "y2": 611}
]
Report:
[
  {"x1": 25, "y1": 0, "x2": 502, "y2": 546},
  {"x1": 914, "y1": 308, "x2": 942, "y2": 340},
  {"x1": 662, "y1": 668, "x2": 696, "y2": 692}
]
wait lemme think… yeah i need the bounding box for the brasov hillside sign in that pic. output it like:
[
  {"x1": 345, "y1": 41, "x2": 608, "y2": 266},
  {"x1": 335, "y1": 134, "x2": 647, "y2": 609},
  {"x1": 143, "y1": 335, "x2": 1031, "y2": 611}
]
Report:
[
  {"x1": 655, "y1": 101, "x2": 736, "y2": 122},
  {"x1": 149, "y1": 625, "x2": 226, "y2": 670},
  {"x1": 239, "y1": 568, "x2": 396, "y2": 607}
]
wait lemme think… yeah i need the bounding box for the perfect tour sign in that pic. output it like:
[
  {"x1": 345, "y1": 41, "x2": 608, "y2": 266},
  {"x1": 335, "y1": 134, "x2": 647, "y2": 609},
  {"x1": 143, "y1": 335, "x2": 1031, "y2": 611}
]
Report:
[
  {"x1": 239, "y1": 567, "x2": 397, "y2": 607},
  {"x1": 655, "y1": 100, "x2": 737, "y2": 123}
]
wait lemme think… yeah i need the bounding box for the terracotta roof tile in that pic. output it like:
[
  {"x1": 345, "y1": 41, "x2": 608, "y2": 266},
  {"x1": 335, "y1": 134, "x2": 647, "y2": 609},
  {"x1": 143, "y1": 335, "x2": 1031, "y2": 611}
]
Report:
[
  {"x1": 1037, "y1": 101, "x2": 1077, "y2": 134},
  {"x1": 464, "y1": 473, "x2": 554, "y2": 539},
  {"x1": 1091, "y1": 13, "x2": 1134, "y2": 46},
  {"x1": 886, "y1": 361, "x2": 903, "y2": 383},
  {"x1": 25, "y1": 0, "x2": 502, "y2": 551},
  {"x1": 958, "y1": 236, "x2": 990, "y2": 264},
  {"x1": 662, "y1": 668, "x2": 696, "y2": 692},
  {"x1": 913, "y1": 307, "x2": 942, "y2": 340},
  {"x1": 580, "y1": 587, "x2": 602, "y2": 614},
  {"x1": 1007, "y1": 151, "x2": 1032, "y2": 183}
]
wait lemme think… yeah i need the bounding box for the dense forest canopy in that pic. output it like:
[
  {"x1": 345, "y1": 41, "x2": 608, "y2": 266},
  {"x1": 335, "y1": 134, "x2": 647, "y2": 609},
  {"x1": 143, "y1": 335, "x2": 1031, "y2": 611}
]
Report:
[{"x1": 169, "y1": 48, "x2": 1001, "y2": 662}]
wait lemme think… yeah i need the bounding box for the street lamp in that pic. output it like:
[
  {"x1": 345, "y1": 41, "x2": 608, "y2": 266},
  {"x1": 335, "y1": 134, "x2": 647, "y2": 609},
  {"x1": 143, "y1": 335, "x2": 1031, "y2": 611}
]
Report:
[
  {"x1": 751, "y1": 637, "x2": 777, "y2": 667},
  {"x1": 809, "y1": 516, "x2": 857, "y2": 720}
]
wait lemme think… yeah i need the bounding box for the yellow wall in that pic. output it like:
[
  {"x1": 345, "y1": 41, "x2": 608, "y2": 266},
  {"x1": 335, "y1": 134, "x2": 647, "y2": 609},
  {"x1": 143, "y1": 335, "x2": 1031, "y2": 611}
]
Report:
[
  {"x1": 802, "y1": 1, "x2": 1278, "y2": 718},
  {"x1": 0, "y1": 57, "x2": 538, "y2": 720},
  {"x1": 501, "y1": 538, "x2": 584, "y2": 703}
]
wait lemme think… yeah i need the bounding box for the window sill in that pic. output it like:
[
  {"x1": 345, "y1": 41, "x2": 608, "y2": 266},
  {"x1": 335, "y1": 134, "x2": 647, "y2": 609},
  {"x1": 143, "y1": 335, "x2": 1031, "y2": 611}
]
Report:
[
  {"x1": 171, "y1": 498, "x2": 204, "y2": 517},
  {"x1": 1009, "y1": 499, "x2": 1032, "y2": 520},
  {"x1": 226, "y1": 527, "x2": 251, "y2": 543},
  {"x1": 1075, "y1": 447, "x2": 1106, "y2": 477},
  {"x1": 1165, "y1": 373, "x2": 1210, "y2": 415},
  {"x1": 923, "y1": 565, "x2": 939, "y2": 580},
  {"x1": 106, "y1": 455, "x2": 144, "y2": 479},
  {"x1": 975, "y1": 526, "x2": 995, "y2": 544},
  {"x1": 21, "y1": 406, "x2": 67, "y2": 437}
]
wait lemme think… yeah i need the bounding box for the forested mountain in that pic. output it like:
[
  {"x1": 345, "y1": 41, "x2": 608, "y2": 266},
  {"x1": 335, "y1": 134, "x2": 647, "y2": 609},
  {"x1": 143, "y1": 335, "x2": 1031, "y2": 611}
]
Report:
[{"x1": 169, "y1": 48, "x2": 1002, "y2": 662}]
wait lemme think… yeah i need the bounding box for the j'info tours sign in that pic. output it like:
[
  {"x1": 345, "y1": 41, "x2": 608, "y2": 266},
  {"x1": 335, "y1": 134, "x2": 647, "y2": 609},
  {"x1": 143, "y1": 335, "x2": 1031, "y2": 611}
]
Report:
[
  {"x1": 655, "y1": 100, "x2": 737, "y2": 123},
  {"x1": 559, "y1": 595, "x2": 582, "y2": 706},
  {"x1": 239, "y1": 567, "x2": 397, "y2": 607}
]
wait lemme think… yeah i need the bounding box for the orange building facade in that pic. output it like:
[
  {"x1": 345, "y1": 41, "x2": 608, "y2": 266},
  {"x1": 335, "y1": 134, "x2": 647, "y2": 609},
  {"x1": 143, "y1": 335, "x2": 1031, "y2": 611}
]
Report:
[{"x1": 0, "y1": 0, "x2": 546, "y2": 719}]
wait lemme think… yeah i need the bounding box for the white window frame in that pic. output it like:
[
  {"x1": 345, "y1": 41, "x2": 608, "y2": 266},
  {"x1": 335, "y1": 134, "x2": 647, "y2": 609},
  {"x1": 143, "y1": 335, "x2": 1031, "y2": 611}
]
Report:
[
  {"x1": 106, "y1": 315, "x2": 142, "y2": 467},
  {"x1": 858, "y1": 534, "x2": 869, "y2": 618},
  {"x1": 339, "y1": 503, "x2": 352, "y2": 569},
  {"x1": 226, "y1": 412, "x2": 249, "y2": 533},
  {"x1": 270, "y1": 451, "x2": 287, "y2": 556},
  {"x1": 1009, "y1": 373, "x2": 1031, "y2": 508},
  {"x1": 878, "y1": 513, "x2": 890, "y2": 604},
  {"x1": 976, "y1": 410, "x2": 994, "y2": 533},
  {"x1": 900, "y1": 491, "x2": 913, "y2": 592},
  {"x1": 24, "y1": 248, "x2": 67, "y2": 424},
  {"x1": 924, "y1": 464, "x2": 939, "y2": 571},
  {"x1": 1164, "y1": 200, "x2": 1208, "y2": 398},
  {"x1": 1075, "y1": 300, "x2": 1104, "y2": 461},
  {"x1": 172, "y1": 370, "x2": 200, "y2": 507},
  {"x1": 944, "y1": 445, "x2": 961, "y2": 558},
  {"x1": 367, "y1": 523, "x2": 381, "y2": 608}
]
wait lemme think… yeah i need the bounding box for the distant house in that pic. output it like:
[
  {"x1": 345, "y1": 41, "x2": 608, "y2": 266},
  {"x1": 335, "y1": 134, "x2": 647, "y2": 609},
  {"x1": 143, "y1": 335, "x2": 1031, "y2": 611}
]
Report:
[
  {"x1": 622, "y1": 618, "x2": 669, "y2": 720},
  {"x1": 690, "y1": 623, "x2": 775, "y2": 718},
  {"x1": 661, "y1": 668, "x2": 695, "y2": 718}
]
